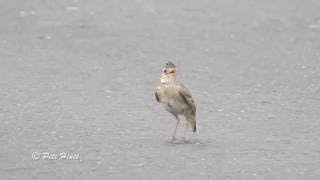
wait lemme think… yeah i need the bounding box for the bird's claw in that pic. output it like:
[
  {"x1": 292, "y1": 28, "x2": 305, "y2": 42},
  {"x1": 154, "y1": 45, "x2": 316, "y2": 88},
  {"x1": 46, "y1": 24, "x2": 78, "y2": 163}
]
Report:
[{"x1": 170, "y1": 136, "x2": 187, "y2": 144}]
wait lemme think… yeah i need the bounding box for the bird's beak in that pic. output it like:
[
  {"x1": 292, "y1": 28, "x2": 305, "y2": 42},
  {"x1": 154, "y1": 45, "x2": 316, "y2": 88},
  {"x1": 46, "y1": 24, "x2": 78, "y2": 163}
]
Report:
[{"x1": 164, "y1": 68, "x2": 176, "y2": 75}]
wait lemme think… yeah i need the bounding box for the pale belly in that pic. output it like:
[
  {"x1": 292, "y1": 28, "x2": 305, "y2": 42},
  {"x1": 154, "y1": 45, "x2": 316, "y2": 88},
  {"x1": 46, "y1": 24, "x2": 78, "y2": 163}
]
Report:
[{"x1": 161, "y1": 98, "x2": 187, "y2": 115}]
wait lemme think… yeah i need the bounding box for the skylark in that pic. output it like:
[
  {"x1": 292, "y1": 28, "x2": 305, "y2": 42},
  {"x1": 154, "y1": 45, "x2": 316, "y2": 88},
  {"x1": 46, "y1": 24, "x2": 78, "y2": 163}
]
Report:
[{"x1": 155, "y1": 62, "x2": 196, "y2": 143}]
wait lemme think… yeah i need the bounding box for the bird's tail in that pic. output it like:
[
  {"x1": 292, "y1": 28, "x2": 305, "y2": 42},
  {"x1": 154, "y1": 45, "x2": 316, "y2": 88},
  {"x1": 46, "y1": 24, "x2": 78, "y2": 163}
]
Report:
[
  {"x1": 187, "y1": 113, "x2": 197, "y2": 132},
  {"x1": 192, "y1": 121, "x2": 197, "y2": 132}
]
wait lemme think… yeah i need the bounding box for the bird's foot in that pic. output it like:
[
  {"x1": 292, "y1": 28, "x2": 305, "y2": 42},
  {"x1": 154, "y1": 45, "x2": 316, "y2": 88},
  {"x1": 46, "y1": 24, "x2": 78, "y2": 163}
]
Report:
[{"x1": 170, "y1": 136, "x2": 187, "y2": 144}]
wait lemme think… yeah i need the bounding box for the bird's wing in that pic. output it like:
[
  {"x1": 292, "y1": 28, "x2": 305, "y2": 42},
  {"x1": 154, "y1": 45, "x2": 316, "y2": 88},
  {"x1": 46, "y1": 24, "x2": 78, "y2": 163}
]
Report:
[
  {"x1": 178, "y1": 83, "x2": 196, "y2": 115},
  {"x1": 155, "y1": 85, "x2": 160, "y2": 103}
]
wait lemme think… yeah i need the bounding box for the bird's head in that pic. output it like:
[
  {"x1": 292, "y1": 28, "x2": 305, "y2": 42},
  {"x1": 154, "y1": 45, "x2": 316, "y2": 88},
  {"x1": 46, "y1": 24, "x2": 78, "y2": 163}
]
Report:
[{"x1": 160, "y1": 61, "x2": 177, "y2": 83}]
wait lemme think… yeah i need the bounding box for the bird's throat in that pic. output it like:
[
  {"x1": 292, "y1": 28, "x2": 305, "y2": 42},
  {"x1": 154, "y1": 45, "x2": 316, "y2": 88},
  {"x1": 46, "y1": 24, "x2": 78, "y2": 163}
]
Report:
[{"x1": 160, "y1": 75, "x2": 176, "y2": 84}]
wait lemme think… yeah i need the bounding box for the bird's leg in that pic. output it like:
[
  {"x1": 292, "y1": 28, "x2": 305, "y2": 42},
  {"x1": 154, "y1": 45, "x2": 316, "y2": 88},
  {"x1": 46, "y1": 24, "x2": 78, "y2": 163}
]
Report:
[
  {"x1": 171, "y1": 116, "x2": 187, "y2": 144},
  {"x1": 183, "y1": 123, "x2": 189, "y2": 139},
  {"x1": 171, "y1": 116, "x2": 180, "y2": 141}
]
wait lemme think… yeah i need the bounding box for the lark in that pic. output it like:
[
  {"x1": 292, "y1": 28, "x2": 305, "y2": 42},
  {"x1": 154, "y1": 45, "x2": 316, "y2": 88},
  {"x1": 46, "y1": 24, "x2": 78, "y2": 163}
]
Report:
[{"x1": 155, "y1": 62, "x2": 196, "y2": 143}]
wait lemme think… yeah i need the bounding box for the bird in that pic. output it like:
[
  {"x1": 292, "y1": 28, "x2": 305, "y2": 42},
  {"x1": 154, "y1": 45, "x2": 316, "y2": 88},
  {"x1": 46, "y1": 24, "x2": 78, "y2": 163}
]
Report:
[{"x1": 155, "y1": 61, "x2": 196, "y2": 143}]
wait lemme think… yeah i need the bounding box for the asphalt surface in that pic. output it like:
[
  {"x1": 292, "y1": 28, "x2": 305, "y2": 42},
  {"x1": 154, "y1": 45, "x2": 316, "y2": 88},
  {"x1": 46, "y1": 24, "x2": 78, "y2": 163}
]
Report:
[{"x1": 1, "y1": 0, "x2": 320, "y2": 179}]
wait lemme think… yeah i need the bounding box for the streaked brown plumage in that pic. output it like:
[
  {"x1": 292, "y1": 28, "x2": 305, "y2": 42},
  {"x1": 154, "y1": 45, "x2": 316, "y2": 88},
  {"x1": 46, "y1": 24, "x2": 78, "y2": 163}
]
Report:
[{"x1": 155, "y1": 62, "x2": 196, "y2": 142}]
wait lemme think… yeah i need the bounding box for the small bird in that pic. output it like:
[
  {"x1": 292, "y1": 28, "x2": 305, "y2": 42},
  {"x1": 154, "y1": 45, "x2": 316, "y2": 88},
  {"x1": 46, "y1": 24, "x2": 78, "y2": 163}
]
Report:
[{"x1": 155, "y1": 62, "x2": 196, "y2": 143}]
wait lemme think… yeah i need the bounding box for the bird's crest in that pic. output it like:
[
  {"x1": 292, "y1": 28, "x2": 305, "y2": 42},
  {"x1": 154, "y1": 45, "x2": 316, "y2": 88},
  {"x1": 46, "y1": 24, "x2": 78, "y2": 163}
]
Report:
[{"x1": 164, "y1": 61, "x2": 176, "y2": 68}]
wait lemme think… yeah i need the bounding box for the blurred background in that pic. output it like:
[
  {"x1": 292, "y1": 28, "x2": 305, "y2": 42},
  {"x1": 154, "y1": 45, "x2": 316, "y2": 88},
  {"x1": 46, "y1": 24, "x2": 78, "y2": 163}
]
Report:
[{"x1": 0, "y1": 0, "x2": 320, "y2": 179}]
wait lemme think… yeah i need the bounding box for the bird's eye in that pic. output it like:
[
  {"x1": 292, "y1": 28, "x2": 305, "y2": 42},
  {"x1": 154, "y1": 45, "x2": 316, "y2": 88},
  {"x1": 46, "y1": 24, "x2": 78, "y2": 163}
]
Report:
[{"x1": 164, "y1": 69, "x2": 167, "y2": 73}]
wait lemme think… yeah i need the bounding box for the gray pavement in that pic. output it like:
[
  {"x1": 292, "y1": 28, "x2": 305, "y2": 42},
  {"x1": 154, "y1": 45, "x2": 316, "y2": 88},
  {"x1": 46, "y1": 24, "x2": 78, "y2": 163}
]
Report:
[{"x1": 1, "y1": 0, "x2": 320, "y2": 179}]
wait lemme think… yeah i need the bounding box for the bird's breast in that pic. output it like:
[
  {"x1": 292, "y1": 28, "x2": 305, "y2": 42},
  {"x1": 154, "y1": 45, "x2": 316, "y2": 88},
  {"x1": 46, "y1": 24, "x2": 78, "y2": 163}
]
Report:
[
  {"x1": 157, "y1": 83, "x2": 186, "y2": 114},
  {"x1": 161, "y1": 96, "x2": 186, "y2": 114}
]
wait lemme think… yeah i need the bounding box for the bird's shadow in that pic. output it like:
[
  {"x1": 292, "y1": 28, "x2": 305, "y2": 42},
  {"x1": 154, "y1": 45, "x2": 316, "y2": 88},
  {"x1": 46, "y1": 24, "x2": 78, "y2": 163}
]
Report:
[{"x1": 165, "y1": 138, "x2": 212, "y2": 146}]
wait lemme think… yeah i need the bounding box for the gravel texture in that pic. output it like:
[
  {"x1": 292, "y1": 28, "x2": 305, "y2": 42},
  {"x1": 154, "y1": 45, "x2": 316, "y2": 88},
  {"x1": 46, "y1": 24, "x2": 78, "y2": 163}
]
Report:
[{"x1": 1, "y1": 0, "x2": 320, "y2": 179}]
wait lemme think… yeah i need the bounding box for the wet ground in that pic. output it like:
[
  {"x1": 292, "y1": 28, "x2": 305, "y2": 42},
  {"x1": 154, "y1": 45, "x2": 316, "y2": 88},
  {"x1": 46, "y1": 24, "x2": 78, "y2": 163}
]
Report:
[{"x1": 1, "y1": 0, "x2": 320, "y2": 179}]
